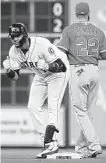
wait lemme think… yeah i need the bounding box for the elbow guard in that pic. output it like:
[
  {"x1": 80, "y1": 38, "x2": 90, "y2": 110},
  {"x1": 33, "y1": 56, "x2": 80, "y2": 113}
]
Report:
[{"x1": 48, "y1": 58, "x2": 66, "y2": 73}]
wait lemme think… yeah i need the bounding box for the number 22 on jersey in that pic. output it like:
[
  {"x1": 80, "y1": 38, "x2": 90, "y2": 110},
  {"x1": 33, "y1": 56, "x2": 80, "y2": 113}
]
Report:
[{"x1": 76, "y1": 37, "x2": 99, "y2": 56}]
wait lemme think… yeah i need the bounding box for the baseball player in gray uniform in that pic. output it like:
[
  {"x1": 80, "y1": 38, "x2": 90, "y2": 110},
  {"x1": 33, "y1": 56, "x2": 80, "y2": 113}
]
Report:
[
  {"x1": 3, "y1": 23, "x2": 70, "y2": 158},
  {"x1": 57, "y1": 2, "x2": 106, "y2": 159}
]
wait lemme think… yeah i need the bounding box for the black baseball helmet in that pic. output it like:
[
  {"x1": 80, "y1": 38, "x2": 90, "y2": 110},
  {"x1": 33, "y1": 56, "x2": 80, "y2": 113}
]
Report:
[{"x1": 8, "y1": 23, "x2": 28, "y2": 48}]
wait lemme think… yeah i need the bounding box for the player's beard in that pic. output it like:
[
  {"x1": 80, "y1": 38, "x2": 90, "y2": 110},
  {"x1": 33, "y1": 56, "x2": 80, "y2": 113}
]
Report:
[{"x1": 14, "y1": 37, "x2": 27, "y2": 48}]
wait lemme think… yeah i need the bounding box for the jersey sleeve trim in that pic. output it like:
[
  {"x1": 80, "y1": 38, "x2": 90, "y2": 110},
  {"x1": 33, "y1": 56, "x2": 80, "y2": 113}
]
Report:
[
  {"x1": 57, "y1": 46, "x2": 68, "y2": 52},
  {"x1": 29, "y1": 37, "x2": 36, "y2": 60},
  {"x1": 47, "y1": 56, "x2": 59, "y2": 64}
]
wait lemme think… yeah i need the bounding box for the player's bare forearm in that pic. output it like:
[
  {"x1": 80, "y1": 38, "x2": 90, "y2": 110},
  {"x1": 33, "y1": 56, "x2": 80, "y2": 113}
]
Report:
[{"x1": 6, "y1": 69, "x2": 20, "y2": 81}]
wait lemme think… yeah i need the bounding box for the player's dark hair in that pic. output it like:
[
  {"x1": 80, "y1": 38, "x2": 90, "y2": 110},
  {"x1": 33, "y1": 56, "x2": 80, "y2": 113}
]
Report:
[{"x1": 76, "y1": 14, "x2": 90, "y2": 21}]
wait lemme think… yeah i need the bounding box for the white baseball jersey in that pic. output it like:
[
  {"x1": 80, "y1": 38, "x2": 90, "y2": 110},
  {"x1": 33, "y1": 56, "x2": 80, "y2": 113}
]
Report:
[{"x1": 9, "y1": 37, "x2": 69, "y2": 77}]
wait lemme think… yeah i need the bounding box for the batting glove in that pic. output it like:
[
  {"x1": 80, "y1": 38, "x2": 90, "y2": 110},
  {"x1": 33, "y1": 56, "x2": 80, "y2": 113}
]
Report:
[
  {"x1": 37, "y1": 59, "x2": 49, "y2": 71},
  {"x1": 3, "y1": 56, "x2": 11, "y2": 72}
]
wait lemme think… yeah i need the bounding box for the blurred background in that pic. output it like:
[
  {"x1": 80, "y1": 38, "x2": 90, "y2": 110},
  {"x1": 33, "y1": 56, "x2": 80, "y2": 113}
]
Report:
[{"x1": 1, "y1": 0, "x2": 106, "y2": 147}]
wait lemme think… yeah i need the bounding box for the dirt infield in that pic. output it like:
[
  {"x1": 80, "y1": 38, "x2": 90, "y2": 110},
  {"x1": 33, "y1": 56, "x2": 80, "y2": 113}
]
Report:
[{"x1": 1, "y1": 148, "x2": 106, "y2": 163}]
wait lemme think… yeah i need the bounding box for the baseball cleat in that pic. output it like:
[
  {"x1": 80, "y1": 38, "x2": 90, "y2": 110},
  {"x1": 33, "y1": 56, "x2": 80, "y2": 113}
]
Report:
[
  {"x1": 36, "y1": 141, "x2": 59, "y2": 158},
  {"x1": 81, "y1": 149, "x2": 102, "y2": 158},
  {"x1": 75, "y1": 145, "x2": 102, "y2": 159},
  {"x1": 88, "y1": 149, "x2": 102, "y2": 158}
]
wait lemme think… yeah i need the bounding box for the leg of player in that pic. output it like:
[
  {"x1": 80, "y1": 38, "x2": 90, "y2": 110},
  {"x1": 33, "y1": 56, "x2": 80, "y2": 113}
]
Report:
[
  {"x1": 70, "y1": 65, "x2": 102, "y2": 158},
  {"x1": 36, "y1": 72, "x2": 69, "y2": 158},
  {"x1": 75, "y1": 112, "x2": 93, "y2": 154},
  {"x1": 28, "y1": 75, "x2": 47, "y2": 144},
  {"x1": 87, "y1": 79, "x2": 102, "y2": 156},
  {"x1": 70, "y1": 67, "x2": 89, "y2": 155},
  {"x1": 75, "y1": 130, "x2": 89, "y2": 153},
  {"x1": 75, "y1": 71, "x2": 102, "y2": 157}
]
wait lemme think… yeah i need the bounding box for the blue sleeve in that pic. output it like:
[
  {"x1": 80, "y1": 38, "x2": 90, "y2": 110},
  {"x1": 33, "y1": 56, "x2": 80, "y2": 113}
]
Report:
[
  {"x1": 57, "y1": 27, "x2": 69, "y2": 52},
  {"x1": 99, "y1": 33, "x2": 106, "y2": 60}
]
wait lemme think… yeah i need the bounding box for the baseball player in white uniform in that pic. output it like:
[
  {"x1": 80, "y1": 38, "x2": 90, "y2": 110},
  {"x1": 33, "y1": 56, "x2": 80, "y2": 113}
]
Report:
[{"x1": 3, "y1": 23, "x2": 70, "y2": 158}]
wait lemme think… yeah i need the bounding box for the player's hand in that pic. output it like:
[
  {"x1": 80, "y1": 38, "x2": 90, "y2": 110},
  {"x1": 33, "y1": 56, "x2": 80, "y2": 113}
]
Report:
[
  {"x1": 3, "y1": 56, "x2": 11, "y2": 72},
  {"x1": 37, "y1": 59, "x2": 49, "y2": 71}
]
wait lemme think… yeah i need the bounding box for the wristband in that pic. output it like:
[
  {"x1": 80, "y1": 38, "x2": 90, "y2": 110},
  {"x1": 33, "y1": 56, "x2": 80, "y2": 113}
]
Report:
[{"x1": 6, "y1": 69, "x2": 16, "y2": 79}]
